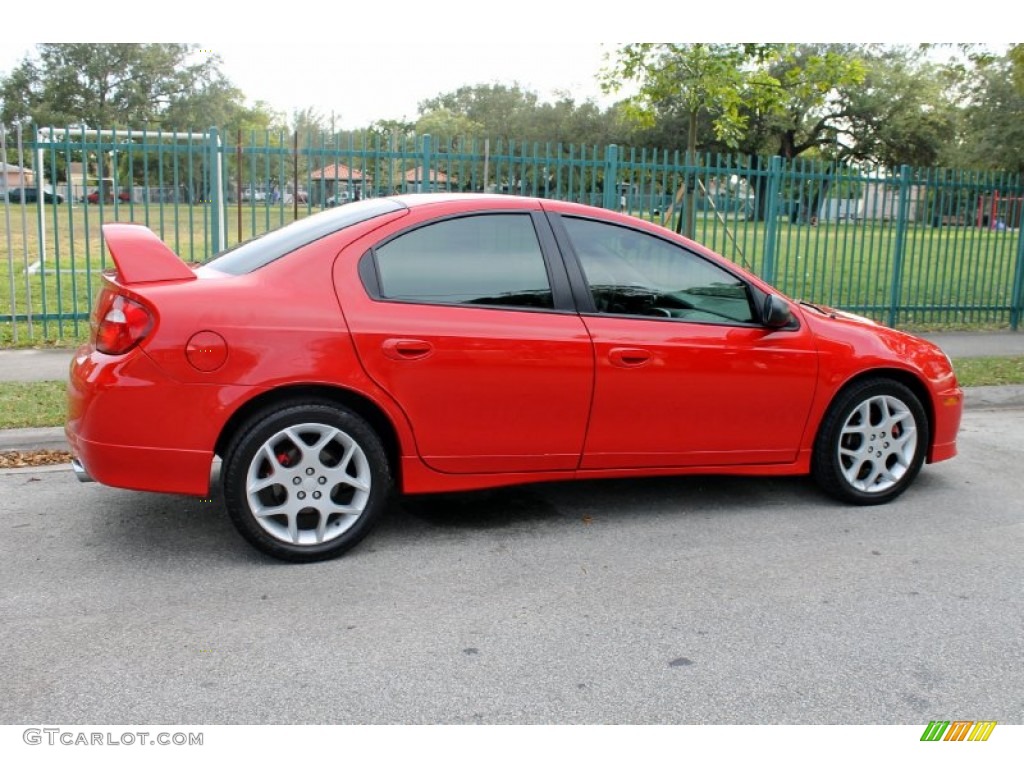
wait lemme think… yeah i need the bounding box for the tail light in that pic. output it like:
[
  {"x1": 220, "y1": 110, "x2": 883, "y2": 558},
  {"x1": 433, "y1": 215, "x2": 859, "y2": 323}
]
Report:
[{"x1": 92, "y1": 289, "x2": 154, "y2": 355}]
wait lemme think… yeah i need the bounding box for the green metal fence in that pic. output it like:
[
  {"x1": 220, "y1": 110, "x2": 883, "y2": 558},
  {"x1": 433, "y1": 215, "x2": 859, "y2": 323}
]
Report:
[{"x1": 3, "y1": 124, "x2": 1024, "y2": 345}]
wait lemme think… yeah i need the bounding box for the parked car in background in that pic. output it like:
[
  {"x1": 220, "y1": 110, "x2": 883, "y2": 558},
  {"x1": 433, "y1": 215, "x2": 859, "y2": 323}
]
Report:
[
  {"x1": 7, "y1": 186, "x2": 65, "y2": 204},
  {"x1": 66, "y1": 194, "x2": 963, "y2": 563},
  {"x1": 87, "y1": 189, "x2": 131, "y2": 204},
  {"x1": 325, "y1": 190, "x2": 357, "y2": 207},
  {"x1": 281, "y1": 190, "x2": 309, "y2": 205}
]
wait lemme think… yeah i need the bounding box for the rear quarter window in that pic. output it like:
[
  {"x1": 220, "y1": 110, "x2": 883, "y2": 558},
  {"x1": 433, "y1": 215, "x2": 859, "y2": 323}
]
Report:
[{"x1": 204, "y1": 198, "x2": 404, "y2": 275}]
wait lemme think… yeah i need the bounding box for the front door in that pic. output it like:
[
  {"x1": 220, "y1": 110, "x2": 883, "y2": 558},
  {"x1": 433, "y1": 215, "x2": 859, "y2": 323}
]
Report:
[{"x1": 554, "y1": 214, "x2": 819, "y2": 469}]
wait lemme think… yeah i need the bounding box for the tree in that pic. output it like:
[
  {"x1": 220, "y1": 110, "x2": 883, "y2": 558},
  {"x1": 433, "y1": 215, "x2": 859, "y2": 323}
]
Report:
[
  {"x1": 1007, "y1": 44, "x2": 1024, "y2": 95},
  {"x1": 416, "y1": 83, "x2": 627, "y2": 147},
  {"x1": 604, "y1": 44, "x2": 875, "y2": 226},
  {"x1": 418, "y1": 84, "x2": 541, "y2": 144},
  {"x1": 602, "y1": 44, "x2": 788, "y2": 233},
  {"x1": 735, "y1": 45, "x2": 866, "y2": 160},
  {"x1": 415, "y1": 108, "x2": 486, "y2": 143},
  {"x1": 836, "y1": 47, "x2": 957, "y2": 169},
  {"x1": 0, "y1": 44, "x2": 250, "y2": 130},
  {"x1": 942, "y1": 53, "x2": 1024, "y2": 173}
]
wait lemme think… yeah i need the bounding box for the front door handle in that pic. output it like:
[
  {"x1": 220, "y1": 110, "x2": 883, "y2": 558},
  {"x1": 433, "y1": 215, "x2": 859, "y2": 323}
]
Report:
[
  {"x1": 609, "y1": 347, "x2": 651, "y2": 367},
  {"x1": 382, "y1": 338, "x2": 434, "y2": 361}
]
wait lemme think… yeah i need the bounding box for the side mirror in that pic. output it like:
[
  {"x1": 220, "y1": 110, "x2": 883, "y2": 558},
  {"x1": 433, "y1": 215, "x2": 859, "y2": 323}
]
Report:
[{"x1": 762, "y1": 294, "x2": 794, "y2": 329}]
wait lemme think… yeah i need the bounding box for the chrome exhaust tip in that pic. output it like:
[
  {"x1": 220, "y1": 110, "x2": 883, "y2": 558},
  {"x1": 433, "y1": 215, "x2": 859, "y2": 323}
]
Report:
[{"x1": 71, "y1": 457, "x2": 94, "y2": 483}]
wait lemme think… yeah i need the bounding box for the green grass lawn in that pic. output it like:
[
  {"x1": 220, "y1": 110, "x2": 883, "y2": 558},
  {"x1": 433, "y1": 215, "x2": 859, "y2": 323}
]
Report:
[
  {"x1": 2, "y1": 356, "x2": 1021, "y2": 430},
  {"x1": 0, "y1": 380, "x2": 67, "y2": 429},
  {"x1": 950, "y1": 356, "x2": 1024, "y2": 387}
]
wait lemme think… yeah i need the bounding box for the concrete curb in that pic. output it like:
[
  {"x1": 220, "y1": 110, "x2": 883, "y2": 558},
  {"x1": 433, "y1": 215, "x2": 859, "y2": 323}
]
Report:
[
  {"x1": 1, "y1": 385, "x2": 1022, "y2": 454},
  {"x1": 0, "y1": 427, "x2": 69, "y2": 452},
  {"x1": 963, "y1": 384, "x2": 1024, "y2": 411}
]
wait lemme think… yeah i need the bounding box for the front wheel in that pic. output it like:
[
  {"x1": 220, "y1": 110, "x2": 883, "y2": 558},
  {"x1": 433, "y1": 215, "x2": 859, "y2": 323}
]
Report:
[
  {"x1": 222, "y1": 402, "x2": 392, "y2": 562},
  {"x1": 812, "y1": 379, "x2": 929, "y2": 505}
]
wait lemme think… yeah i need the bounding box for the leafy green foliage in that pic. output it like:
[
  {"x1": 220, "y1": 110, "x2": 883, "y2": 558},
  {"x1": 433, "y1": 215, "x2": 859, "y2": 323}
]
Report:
[
  {"x1": 416, "y1": 83, "x2": 629, "y2": 147},
  {"x1": 0, "y1": 44, "x2": 274, "y2": 132},
  {"x1": 943, "y1": 55, "x2": 1024, "y2": 173}
]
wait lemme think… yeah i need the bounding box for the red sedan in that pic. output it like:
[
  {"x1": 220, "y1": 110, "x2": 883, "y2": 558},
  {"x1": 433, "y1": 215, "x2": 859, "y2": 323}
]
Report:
[
  {"x1": 66, "y1": 195, "x2": 963, "y2": 562},
  {"x1": 86, "y1": 189, "x2": 131, "y2": 204}
]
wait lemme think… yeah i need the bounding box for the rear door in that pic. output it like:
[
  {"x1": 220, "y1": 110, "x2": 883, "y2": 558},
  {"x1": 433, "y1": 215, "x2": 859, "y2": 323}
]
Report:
[{"x1": 336, "y1": 206, "x2": 594, "y2": 474}]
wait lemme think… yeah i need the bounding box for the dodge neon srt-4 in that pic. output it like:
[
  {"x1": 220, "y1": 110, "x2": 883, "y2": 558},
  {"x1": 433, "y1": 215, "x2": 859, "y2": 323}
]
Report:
[{"x1": 66, "y1": 194, "x2": 963, "y2": 562}]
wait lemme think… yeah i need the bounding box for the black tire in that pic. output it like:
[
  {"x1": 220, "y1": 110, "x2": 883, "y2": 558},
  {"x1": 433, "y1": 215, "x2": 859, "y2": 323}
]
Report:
[
  {"x1": 812, "y1": 378, "x2": 929, "y2": 505},
  {"x1": 221, "y1": 401, "x2": 391, "y2": 562}
]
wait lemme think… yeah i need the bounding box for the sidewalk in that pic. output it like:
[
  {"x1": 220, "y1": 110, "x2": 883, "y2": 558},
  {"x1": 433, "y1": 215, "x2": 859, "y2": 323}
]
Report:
[{"x1": 1, "y1": 331, "x2": 1022, "y2": 453}]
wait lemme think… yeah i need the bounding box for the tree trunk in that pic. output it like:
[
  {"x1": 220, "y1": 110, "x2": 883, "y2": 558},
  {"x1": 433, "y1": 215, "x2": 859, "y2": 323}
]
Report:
[
  {"x1": 675, "y1": 110, "x2": 699, "y2": 238},
  {"x1": 803, "y1": 165, "x2": 833, "y2": 224},
  {"x1": 749, "y1": 153, "x2": 770, "y2": 222}
]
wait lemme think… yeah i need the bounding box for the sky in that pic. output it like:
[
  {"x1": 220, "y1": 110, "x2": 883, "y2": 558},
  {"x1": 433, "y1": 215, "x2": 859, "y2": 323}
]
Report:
[
  {"x1": 200, "y1": 42, "x2": 619, "y2": 129},
  {"x1": 0, "y1": 6, "x2": 1006, "y2": 130}
]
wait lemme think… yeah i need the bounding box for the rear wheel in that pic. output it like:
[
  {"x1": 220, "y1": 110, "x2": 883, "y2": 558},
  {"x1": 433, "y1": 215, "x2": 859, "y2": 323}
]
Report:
[
  {"x1": 222, "y1": 402, "x2": 391, "y2": 562},
  {"x1": 812, "y1": 379, "x2": 929, "y2": 505}
]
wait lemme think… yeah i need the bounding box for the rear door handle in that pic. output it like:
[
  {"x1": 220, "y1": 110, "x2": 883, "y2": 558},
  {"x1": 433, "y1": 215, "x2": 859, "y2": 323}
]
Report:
[
  {"x1": 382, "y1": 338, "x2": 433, "y2": 361},
  {"x1": 609, "y1": 347, "x2": 651, "y2": 367}
]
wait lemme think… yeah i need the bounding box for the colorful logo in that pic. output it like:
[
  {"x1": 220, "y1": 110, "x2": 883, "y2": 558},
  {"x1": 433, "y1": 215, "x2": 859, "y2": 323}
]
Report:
[{"x1": 920, "y1": 721, "x2": 997, "y2": 742}]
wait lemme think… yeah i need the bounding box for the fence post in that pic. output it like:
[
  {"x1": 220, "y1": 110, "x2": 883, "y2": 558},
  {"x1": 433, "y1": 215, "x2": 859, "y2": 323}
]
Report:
[
  {"x1": 888, "y1": 165, "x2": 912, "y2": 328},
  {"x1": 603, "y1": 144, "x2": 619, "y2": 210},
  {"x1": 1011, "y1": 219, "x2": 1024, "y2": 330},
  {"x1": 762, "y1": 156, "x2": 783, "y2": 284},
  {"x1": 1, "y1": 124, "x2": 16, "y2": 344},
  {"x1": 208, "y1": 126, "x2": 225, "y2": 254},
  {"x1": 421, "y1": 134, "x2": 432, "y2": 192}
]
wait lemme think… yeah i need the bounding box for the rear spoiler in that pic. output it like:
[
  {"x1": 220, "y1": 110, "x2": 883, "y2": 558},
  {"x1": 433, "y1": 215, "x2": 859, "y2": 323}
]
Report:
[{"x1": 102, "y1": 224, "x2": 197, "y2": 285}]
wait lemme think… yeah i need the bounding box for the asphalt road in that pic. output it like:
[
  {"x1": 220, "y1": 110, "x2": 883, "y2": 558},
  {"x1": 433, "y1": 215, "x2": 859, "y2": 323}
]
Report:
[{"x1": 1, "y1": 408, "x2": 1022, "y2": 725}]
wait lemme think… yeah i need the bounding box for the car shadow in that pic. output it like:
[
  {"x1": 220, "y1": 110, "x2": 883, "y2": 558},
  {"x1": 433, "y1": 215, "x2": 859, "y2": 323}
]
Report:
[
  {"x1": 378, "y1": 473, "x2": 819, "y2": 540},
  {"x1": 85, "y1": 471, "x2": 871, "y2": 563}
]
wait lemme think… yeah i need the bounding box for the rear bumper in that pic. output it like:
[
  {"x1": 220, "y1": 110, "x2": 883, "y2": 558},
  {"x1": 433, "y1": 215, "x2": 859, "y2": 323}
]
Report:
[
  {"x1": 66, "y1": 345, "x2": 219, "y2": 496},
  {"x1": 66, "y1": 429, "x2": 212, "y2": 496}
]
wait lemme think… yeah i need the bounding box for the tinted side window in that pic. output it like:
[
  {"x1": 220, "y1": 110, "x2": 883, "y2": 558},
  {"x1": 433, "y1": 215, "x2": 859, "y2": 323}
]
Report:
[
  {"x1": 374, "y1": 214, "x2": 553, "y2": 309},
  {"x1": 562, "y1": 217, "x2": 755, "y2": 324}
]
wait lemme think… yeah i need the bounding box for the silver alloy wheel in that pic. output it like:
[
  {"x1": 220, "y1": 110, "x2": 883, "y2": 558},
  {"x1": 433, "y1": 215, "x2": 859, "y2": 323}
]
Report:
[
  {"x1": 245, "y1": 422, "x2": 372, "y2": 546},
  {"x1": 837, "y1": 394, "x2": 918, "y2": 494}
]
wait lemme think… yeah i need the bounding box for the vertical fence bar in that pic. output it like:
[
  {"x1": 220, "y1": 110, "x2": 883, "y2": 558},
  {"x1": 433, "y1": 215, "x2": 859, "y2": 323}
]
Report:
[
  {"x1": 887, "y1": 165, "x2": 912, "y2": 328},
  {"x1": 603, "y1": 144, "x2": 618, "y2": 210},
  {"x1": 421, "y1": 134, "x2": 432, "y2": 193},
  {"x1": 236, "y1": 130, "x2": 243, "y2": 243},
  {"x1": 1011, "y1": 213, "x2": 1024, "y2": 330},
  {"x1": 1, "y1": 125, "x2": 16, "y2": 343},
  {"x1": 762, "y1": 156, "x2": 783, "y2": 284},
  {"x1": 33, "y1": 127, "x2": 51, "y2": 339},
  {"x1": 292, "y1": 130, "x2": 299, "y2": 220},
  {"x1": 47, "y1": 129, "x2": 59, "y2": 338},
  {"x1": 141, "y1": 128, "x2": 150, "y2": 228},
  {"x1": 17, "y1": 125, "x2": 34, "y2": 339},
  {"x1": 157, "y1": 127, "x2": 165, "y2": 240},
  {"x1": 208, "y1": 127, "x2": 224, "y2": 253},
  {"x1": 68, "y1": 130, "x2": 82, "y2": 335}
]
